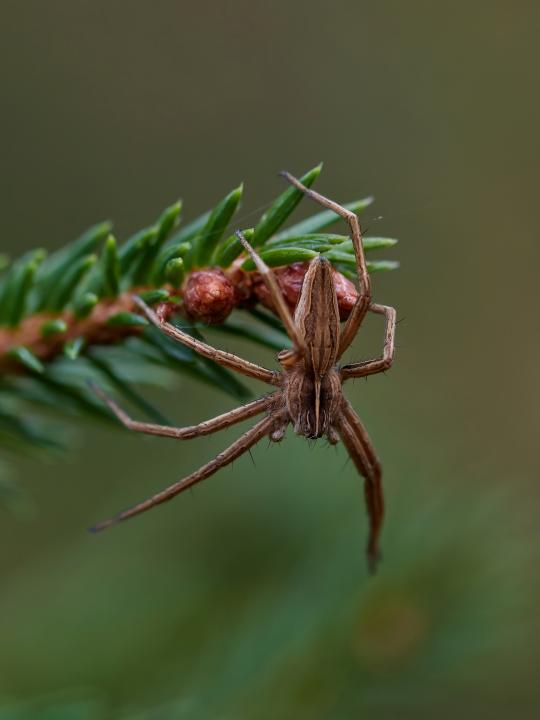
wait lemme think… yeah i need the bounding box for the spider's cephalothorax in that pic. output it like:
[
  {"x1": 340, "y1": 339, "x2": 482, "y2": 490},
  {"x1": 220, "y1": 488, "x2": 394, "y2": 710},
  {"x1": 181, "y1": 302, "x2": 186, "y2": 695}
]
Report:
[{"x1": 91, "y1": 173, "x2": 397, "y2": 572}]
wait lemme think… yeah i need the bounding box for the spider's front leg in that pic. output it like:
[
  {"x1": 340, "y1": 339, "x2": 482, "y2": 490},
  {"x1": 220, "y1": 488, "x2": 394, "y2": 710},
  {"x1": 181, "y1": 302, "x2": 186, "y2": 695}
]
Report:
[
  {"x1": 135, "y1": 297, "x2": 279, "y2": 386},
  {"x1": 280, "y1": 172, "x2": 372, "y2": 358},
  {"x1": 340, "y1": 303, "x2": 396, "y2": 380}
]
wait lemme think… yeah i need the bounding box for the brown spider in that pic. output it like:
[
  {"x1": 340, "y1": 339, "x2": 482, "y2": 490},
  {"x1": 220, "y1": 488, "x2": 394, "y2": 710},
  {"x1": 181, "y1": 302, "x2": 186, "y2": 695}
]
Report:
[{"x1": 91, "y1": 173, "x2": 397, "y2": 571}]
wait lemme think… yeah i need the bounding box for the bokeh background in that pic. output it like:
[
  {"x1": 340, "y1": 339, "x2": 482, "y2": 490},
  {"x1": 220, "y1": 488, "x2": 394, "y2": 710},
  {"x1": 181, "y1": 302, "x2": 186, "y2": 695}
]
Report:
[{"x1": 1, "y1": 1, "x2": 539, "y2": 718}]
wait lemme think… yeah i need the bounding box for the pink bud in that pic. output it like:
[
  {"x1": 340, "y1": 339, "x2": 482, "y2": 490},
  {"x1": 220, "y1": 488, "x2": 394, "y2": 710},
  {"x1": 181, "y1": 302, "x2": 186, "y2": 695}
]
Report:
[
  {"x1": 183, "y1": 269, "x2": 236, "y2": 325},
  {"x1": 252, "y1": 262, "x2": 358, "y2": 321}
]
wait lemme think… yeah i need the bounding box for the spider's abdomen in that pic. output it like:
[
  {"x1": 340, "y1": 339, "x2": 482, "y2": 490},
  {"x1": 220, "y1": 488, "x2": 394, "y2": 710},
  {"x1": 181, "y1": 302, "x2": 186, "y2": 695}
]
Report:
[{"x1": 285, "y1": 367, "x2": 342, "y2": 439}]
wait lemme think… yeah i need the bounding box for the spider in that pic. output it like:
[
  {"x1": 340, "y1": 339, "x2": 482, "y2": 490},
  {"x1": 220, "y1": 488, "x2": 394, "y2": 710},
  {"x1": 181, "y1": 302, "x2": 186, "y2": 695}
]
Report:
[{"x1": 91, "y1": 172, "x2": 397, "y2": 572}]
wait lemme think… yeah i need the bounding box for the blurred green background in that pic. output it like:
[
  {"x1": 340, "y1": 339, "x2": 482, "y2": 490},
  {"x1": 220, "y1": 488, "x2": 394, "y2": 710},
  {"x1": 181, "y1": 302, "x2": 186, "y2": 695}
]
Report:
[{"x1": 1, "y1": 1, "x2": 539, "y2": 718}]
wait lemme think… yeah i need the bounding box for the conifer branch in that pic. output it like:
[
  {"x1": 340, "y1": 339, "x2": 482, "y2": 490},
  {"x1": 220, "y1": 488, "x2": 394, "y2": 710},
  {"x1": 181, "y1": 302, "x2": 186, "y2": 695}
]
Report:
[{"x1": 0, "y1": 165, "x2": 399, "y2": 493}]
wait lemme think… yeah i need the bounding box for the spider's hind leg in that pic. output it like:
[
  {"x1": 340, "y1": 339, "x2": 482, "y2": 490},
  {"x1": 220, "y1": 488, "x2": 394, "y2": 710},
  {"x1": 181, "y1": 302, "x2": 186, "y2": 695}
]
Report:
[{"x1": 337, "y1": 401, "x2": 384, "y2": 573}]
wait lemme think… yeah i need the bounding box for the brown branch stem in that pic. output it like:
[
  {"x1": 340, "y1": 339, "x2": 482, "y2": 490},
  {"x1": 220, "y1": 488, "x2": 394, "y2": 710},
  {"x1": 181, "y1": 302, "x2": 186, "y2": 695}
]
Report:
[{"x1": 0, "y1": 263, "x2": 358, "y2": 375}]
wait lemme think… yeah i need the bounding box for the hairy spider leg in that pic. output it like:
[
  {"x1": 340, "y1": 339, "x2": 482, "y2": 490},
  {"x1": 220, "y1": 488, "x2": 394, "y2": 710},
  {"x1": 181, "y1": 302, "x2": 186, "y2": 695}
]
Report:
[
  {"x1": 90, "y1": 295, "x2": 286, "y2": 532},
  {"x1": 91, "y1": 183, "x2": 396, "y2": 571},
  {"x1": 340, "y1": 303, "x2": 396, "y2": 380},
  {"x1": 90, "y1": 414, "x2": 275, "y2": 532},
  {"x1": 134, "y1": 297, "x2": 279, "y2": 386},
  {"x1": 338, "y1": 403, "x2": 384, "y2": 573},
  {"x1": 91, "y1": 383, "x2": 275, "y2": 440}
]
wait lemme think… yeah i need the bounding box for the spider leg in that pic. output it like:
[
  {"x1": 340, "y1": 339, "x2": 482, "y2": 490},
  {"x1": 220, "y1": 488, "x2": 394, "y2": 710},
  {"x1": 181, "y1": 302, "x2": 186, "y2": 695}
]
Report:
[
  {"x1": 134, "y1": 297, "x2": 279, "y2": 386},
  {"x1": 235, "y1": 230, "x2": 306, "y2": 353},
  {"x1": 341, "y1": 303, "x2": 396, "y2": 380},
  {"x1": 337, "y1": 400, "x2": 384, "y2": 573},
  {"x1": 280, "y1": 172, "x2": 371, "y2": 358},
  {"x1": 91, "y1": 382, "x2": 276, "y2": 440},
  {"x1": 91, "y1": 414, "x2": 275, "y2": 532}
]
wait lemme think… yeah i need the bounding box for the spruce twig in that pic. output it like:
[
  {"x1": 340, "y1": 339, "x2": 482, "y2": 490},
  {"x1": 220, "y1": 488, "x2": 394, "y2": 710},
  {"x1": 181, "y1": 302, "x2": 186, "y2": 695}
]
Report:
[{"x1": 0, "y1": 166, "x2": 399, "y2": 493}]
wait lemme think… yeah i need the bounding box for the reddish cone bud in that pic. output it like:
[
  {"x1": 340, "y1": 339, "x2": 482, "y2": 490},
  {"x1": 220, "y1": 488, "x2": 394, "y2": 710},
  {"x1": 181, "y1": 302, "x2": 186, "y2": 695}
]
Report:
[
  {"x1": 225, "y1": 262, "x2": 256, "y2": 308},
  {"x1": 331, "y1": 268, "x2": 359, "y2": 321},
  {"x1": 183, "y1": 269, "x2": 236, "y2": 325},
  {"x1": 252, "y1": 262, "x2": 358, "y2": 321}
]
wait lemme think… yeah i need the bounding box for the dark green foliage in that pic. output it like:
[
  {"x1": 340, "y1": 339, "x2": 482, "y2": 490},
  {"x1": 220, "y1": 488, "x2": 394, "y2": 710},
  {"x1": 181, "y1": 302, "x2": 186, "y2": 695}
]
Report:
[
  {"x1": 191, "y1": 184, "x2": 243, "y2": 268},
  {"x1": 96, "y1": 234, "x2": 120, "y2": 297},
  {"x1": 63, "y1": 337, "x2": 85, "y2": 360},
  {"x1": 0, "y1": 249, "x2": 46, "y2": 326},
  {"x1": 0, "y1": 405, "x2": 63, "y2": 453},
  {"x1": 124, "y1": 202, "x2": 182, "y2": 286},
  {"x1": 0, "y1": 166, "x2": 398, "y2": 486},
  {"x1": 137, "y1": 289, "x2": 170, "y2": 305},
  {"x1": 152, "y1": 242, "x2": 190, "y2": 284},
  {"x1": 253, "y1": 164, "x2": 322, "y2": 245},
  {"x1": 8, "y1": 347, "x2": 44, "y2": 374},
  {"x1": 86, "y1": 351, "x2": 171, "y2": 425},
  {"x1": 213, "y1": 227, "x2": 256, "y2": 268},
  {"x1": 118, "y1": 226, "x2": 158, "y2": 277},
  {"x1": 210, "y1": 314, "x2": 291, "y2": 351},
  {"x1": 241, "y1": 247, "x2": 318, "y2": 271},
  {"x1": 41, "y1": 319, "x2": 68, "y2": 337},
  {"x1": 46, "y1": 254, "x2": 98, "y2": 311},
  {"x1": 164, "y1": 257, "x2": 185, "y2": 287},
  {"x1": 106, "y1": 312, "x2": 148, "y2": 328},
  {"x1": 273, "y1": 197, "x2": 373, "y2": 238},
  {"x1": 73, "y1": 292, "x2": 99, "y2": 319},
  {"x1": 35, "y1": 222, "x2": 111, "y2": 310}
]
